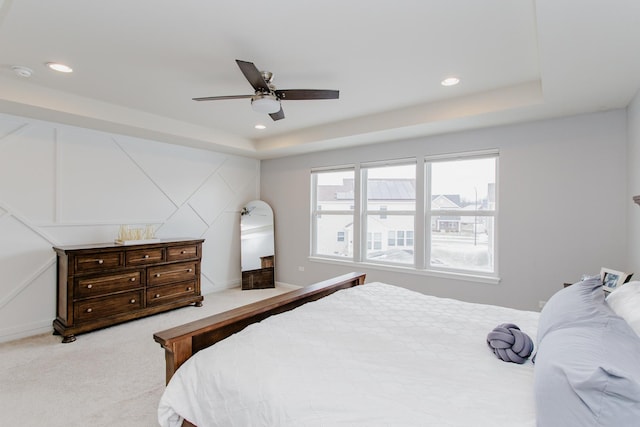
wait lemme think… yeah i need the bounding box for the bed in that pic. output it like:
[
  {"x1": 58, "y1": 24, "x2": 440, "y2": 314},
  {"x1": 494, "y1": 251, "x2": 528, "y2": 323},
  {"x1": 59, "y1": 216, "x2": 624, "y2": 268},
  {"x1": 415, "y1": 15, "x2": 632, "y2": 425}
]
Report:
[{"x1": 153, "y1": 272, "x2": 640, "y2": 427}]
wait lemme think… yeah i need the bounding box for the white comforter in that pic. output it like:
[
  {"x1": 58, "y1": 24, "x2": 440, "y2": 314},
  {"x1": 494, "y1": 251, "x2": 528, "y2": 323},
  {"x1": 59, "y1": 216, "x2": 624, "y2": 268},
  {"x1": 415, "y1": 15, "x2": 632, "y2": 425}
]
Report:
[{"x1": 158, "y1": 282, "x2": 539, "y2": 427}]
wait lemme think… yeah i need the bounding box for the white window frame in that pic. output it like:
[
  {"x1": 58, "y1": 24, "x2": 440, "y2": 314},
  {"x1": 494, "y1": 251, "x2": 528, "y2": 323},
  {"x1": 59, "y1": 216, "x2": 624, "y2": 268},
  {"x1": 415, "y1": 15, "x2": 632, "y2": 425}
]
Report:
[
  {"x1": 309, "y1": 150, "x2": 499, "y2": 284},
  {"x1": 424, "y1": 150, "x2": 499, "y2": 277},
  {"x1": 310, "y1": 165, "x2": 358, "y2": 260},
  {"x1": 361, "y1": 159, "x2": 417, "y2": 266}
]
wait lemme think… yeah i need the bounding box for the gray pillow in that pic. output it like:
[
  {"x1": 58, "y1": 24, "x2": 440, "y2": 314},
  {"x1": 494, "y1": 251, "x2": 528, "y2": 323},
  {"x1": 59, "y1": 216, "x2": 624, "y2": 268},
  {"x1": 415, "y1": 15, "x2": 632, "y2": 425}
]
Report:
[
  {"x1": 536, "y1": 276, "x2": 607, "y2": 344},
  {"x1": 534, "y1": 277, "x2": 640, "y2": 426}
]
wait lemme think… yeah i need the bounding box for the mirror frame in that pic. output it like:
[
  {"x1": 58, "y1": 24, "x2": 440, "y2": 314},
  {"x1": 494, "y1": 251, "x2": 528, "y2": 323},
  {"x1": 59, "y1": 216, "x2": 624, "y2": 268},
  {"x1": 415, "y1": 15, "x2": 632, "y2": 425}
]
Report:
[{"x1": 240, "y1": 200, "x2": 275, "y2": 290}]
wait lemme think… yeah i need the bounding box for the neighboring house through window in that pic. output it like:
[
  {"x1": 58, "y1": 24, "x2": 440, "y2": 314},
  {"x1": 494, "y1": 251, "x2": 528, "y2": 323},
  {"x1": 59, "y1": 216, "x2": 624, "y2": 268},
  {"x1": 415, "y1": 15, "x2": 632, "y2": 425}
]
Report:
[{"x1": 310, "y1": 150, "x2": 498, "y2": 279}]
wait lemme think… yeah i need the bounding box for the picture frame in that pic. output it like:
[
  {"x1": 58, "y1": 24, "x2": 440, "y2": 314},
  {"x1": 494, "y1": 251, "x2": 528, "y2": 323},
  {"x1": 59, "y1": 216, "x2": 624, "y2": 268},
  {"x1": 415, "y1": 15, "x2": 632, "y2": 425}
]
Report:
[{"x1": 600, "y1": 267, "x2": 633, "y2": 292}]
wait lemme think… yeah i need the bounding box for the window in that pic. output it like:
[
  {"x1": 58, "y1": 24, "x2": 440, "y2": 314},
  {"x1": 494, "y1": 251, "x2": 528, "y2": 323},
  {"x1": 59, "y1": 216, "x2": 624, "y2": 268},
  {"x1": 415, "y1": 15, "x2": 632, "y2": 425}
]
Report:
[
  {"x1": 379, "y1": 206, "x2": 387, "y2": 219},
  {"x1": 311, "y1": 167, "x2": 355, "y2": 258},
  {"x1": 367, "y1": 232, "x2": 382, "y2": 250},
  {"x1": 310, "y1": 151, "x2": 498, "y2": 279},
  {"x1": 387, "y1": 230, "x2": 413, "y2": 248},
  {"x1": 406, "y1": 230, "x2": 414, "y2": 247},
  {"x1": 363, "y1": 162, "x2": 416, "y2": 265},
  {"x1": 427, "y1": 154, "x2": 497, "y2": 274}
]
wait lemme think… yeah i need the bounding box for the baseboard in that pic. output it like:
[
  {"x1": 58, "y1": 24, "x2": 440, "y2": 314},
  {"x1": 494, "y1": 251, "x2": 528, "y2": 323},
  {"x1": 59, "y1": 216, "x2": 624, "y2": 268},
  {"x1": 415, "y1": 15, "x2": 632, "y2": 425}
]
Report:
[
  {"x1": 0, "y1": 319, "x2": 53, "y2": 344},
  {"x1": 275, "y1": 281, "x2": 301, "y2": 290}
]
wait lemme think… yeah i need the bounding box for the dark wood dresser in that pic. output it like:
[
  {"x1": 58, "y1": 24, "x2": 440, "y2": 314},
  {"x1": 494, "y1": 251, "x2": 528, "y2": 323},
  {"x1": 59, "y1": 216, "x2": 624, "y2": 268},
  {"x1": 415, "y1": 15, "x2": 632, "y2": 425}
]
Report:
[{"x1": 53, "y1": 238, "x2": 204, "y2": 342}]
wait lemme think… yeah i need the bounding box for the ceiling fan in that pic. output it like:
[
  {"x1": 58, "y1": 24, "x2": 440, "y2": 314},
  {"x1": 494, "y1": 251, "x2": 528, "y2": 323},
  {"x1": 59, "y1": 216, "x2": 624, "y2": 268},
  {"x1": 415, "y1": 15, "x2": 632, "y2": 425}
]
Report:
[{"x1": 192, "y1": 60, "x2": 339, "y2": 121}]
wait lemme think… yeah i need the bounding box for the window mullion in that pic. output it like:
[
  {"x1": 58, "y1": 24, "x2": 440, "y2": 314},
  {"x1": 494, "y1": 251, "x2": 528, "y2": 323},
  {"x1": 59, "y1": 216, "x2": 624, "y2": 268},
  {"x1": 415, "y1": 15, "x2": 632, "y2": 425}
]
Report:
[
  {"x1": 423, "y1": 160, "x2": 431, "y2": 270},
  {"x1": 353, "y1": 164, "x2": 363, "y2": 262},
  {"x1": 310, "y1": 172, "x2": 318, "y2": 256}
]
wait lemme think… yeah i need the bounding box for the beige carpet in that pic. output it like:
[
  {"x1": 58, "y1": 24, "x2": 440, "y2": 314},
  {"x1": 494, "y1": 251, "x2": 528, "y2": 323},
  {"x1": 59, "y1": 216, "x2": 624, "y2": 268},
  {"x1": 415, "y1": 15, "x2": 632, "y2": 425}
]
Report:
[{"x1": 0, "y1": 284, "x2": 297, "y2": 427}]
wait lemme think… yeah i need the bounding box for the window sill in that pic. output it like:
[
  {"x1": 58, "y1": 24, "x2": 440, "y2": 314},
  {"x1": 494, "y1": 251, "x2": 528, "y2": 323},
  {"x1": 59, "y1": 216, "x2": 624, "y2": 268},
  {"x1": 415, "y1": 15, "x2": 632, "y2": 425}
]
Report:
[{"x1": 308, "y1": 256, "x2": 501, "y2": 285}]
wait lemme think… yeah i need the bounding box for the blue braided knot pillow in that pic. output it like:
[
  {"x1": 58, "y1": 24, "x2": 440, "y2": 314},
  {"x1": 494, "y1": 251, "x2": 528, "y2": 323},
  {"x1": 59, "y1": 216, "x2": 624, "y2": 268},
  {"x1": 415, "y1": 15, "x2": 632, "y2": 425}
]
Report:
[{"x1": 486, "y1": 323, "x2": 534, "y2": 364}]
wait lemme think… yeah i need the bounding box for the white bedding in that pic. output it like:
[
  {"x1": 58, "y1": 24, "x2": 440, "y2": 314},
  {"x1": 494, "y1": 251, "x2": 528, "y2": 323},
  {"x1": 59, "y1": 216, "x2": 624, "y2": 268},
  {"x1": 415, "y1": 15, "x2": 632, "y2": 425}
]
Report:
[{"x1": 158, "y1": 282, "x2": 540, "y2": 427}]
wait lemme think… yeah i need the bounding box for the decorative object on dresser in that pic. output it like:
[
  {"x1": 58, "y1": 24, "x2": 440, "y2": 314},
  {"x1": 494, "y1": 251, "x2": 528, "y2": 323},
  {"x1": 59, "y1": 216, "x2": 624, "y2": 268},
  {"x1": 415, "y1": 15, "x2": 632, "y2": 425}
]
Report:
[
  {"x1": 240, "y1": 200, "x2": 275, "y2": 290},
  {"x1": 53, "y1": 238, "x2": 204, "y2": 343},
  {"x1": 115, "y1": 224, "x2": 161, "y2": 245}
]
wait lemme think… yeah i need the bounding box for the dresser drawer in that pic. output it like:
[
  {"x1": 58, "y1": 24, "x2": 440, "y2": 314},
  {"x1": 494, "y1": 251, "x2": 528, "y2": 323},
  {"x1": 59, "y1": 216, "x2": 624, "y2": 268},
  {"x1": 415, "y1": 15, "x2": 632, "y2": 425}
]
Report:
[
  {"x1": 148, "y1": 261, "x2": 197, "y2": 286},
  {"x1": 75, "y1": 251, "x2": 124, "y2": 273},
  {"x1": 147, "y1": 280, "x2": 197, "y2": 306},
  {"x1": 75, "y1": 270, "x2": 143, "y2": 299},
  {"x1": 167, "y1": 244, "x2": 199, "y2": 261},
  {"x1": 126, "y1": 248, "x2": 165, "y2": 266},
  {"x1": 75, "y1": 290, "x2": 143, "y2": 322}
]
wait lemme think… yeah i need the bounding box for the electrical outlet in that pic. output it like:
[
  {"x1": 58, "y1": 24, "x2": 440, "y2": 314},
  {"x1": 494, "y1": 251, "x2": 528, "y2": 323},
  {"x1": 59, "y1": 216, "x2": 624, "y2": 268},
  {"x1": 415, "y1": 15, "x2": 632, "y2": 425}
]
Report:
[
  {"x1": 538, "y1": 300, "x2": 547, "y2": 309},
  {"x1": 298, "y1": 266, "x2": 305, "y2": 272}
]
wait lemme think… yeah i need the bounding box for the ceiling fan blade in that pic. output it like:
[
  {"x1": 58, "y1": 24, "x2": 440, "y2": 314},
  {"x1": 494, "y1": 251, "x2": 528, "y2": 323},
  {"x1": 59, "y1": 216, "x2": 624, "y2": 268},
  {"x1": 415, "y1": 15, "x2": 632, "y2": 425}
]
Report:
[
  {"x1": 236, "y1": 60, "x2": 270, "y2": 93},
  {"x1": 269, "y1": 107, "x2": 285, "y2": 121},
  {"x1": 275, "y1": 89, "x2": 339, "y2": 100},
  {"x1": 192, "y1": 94, "x2": 253, "y2": 101}
]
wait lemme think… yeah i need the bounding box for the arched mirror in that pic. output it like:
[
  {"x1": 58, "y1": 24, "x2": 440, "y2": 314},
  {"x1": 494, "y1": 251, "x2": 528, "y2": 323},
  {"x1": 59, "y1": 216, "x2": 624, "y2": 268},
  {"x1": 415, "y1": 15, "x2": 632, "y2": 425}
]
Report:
[{"x1": 241, "y1": 200, "x2": 275, "y2": 290}]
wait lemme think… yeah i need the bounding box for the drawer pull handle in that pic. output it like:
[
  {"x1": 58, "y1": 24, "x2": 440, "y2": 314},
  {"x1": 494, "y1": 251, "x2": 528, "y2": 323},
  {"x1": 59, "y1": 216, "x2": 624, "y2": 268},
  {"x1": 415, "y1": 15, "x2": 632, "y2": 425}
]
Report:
[
  {"x1": 97, "y1": 259, "x2": 104, "y2": 265},
  {"x1": 130, "y1": 299, "x2": 136, "y2": 304},
  {"x1": 87, "y1": 284, "x2": 93, "y2": 289},
  {"x1": 187, "y1": 287, "x2": 192, "y2": 291},
  {"x1": 155, "y1": 293, "x2": 161, "y2": 298},
  {"x1": 143, "y1": 254, "x2": 149, "y2": 259},
  {"x1": 130, "y1": 278, "x2": 136, "y2": 282},
  {"x1": 187, "y1": 268, "x2": 193, "y2": 273},
  {"x1": 155, "y1": 273, "x2": 161, "y2": 277},
  {"x1": 86, "y1": 308, "x2": 93, "y2": 313},
  {"x1": 181, "y1": 250, "x2": 186, "y2": 254}
]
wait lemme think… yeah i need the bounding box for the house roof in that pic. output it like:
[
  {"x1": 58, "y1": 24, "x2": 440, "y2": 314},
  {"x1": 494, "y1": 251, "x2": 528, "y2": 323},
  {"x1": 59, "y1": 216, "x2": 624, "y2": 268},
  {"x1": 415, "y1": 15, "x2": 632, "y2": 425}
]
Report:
[
  {"x1": 1, "y1": 1, "x2": 639, "y2": 159},
  {"x1": 318, "y1": 178, "x2": 418, "y2": 202}
]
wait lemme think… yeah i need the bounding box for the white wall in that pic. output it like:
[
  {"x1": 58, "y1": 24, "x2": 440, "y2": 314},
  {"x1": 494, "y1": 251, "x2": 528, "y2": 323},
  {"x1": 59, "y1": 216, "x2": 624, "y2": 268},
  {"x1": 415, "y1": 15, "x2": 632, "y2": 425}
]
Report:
[
  {"x1": 261, "y1": 110, "x2": 628, "y2": 311},
  {"x1": 627, "y1": 90, "x2": 640, "y2": 273},
  {"x1": 0, "y1": 113, "x2": 259, "y2": 343}
]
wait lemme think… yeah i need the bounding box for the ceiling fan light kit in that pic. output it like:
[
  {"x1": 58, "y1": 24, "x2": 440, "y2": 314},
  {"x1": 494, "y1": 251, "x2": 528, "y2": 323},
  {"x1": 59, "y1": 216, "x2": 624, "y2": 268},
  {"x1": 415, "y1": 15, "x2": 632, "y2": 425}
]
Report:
[
  {"x1": 193, "y1": 59, "x2": 339, "y2": 121},
  {"x1": 251, "y1": 93, "x2": 281, "y2": 114}
]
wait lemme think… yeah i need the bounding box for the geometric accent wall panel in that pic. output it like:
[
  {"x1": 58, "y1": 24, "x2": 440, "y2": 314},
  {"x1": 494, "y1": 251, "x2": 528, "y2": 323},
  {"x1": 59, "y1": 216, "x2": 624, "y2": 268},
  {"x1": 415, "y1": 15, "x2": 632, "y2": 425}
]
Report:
[
  {"x1": 57, "y1": 126, "x2": 177, "y2": 223},
  {"x1": 201, "y1": 211, "x2": 242, "y2": 291},
  {"x1": 0, "y1": 216, "x2": 54, "y2": 302},
  {"x1": 157, "y1": 204, "x2": 209, "y2": 239},
  {"x1": 115, "y1": 135, "x2": 226, "y2": 207},
  {"x1": 188, "y1": 173, "x2": 235, "y2": 226},
  {"x1": 0, "y1": 265, "x2": 56, "y2": 338},
  {"x1": 218, "y1": 155, "x2": 260, "y2": 194},
  {"x1": 0, "y1": 113, "x2": 260, "y2": 343},
  {"x1": 0, "y1": 122, "x2": 56, "y2": 222},
  {"x1": 38, "y1": 224, "x2": 128, "y2": 247},
  {"x1": 0, "y1": 114, "x2": 30, "y2": 138}
]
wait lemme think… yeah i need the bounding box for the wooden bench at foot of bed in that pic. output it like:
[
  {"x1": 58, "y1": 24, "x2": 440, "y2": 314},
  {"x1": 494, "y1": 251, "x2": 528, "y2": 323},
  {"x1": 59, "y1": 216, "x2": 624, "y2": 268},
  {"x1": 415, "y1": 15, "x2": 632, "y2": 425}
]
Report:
[{"x1": 154, "y1": 272, "x2": 366, "y2": 385}]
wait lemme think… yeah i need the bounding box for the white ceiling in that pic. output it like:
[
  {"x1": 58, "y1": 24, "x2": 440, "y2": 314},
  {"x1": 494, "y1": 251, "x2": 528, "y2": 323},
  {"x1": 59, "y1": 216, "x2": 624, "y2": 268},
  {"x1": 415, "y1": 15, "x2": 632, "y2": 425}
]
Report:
[{"x1": 0, "y1": 0, "x2": 639, "y2": 159}]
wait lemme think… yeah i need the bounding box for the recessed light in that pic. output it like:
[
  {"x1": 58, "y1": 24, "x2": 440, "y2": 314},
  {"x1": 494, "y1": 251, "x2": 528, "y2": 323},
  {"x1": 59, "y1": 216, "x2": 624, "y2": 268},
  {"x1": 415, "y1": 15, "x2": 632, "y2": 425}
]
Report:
[
  {"x1": 254, "y1": 124, "x2": 266, "y2": 130},
  {"x1": 46, "y1": 62, "x2": 73, "y2": 73},
  {"x1": 441, "y1": 77, "x2": 460, "y2": 87}
]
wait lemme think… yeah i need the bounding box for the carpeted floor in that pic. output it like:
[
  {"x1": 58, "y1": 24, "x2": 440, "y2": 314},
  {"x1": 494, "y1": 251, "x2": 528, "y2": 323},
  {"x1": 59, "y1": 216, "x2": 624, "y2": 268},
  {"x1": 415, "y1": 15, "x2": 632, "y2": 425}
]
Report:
[{"x1": 0, "y1": 284, "x2": 297, "y2": 427}]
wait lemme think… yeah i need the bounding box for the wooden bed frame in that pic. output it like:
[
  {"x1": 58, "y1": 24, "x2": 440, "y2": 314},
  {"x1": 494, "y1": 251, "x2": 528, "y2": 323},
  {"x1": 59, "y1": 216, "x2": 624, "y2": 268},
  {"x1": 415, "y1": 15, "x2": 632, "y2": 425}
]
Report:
[{"x1": 154, "y1": 272, "x2": 366, "y2": 385}]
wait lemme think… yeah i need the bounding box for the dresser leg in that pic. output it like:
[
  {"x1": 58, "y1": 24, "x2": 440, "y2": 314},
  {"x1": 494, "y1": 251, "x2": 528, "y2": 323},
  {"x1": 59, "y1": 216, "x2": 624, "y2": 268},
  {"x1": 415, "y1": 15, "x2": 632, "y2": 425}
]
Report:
[
  {"x1": 61, "y1": 334, "x2": 76, "y2": 343},
  {"x1": 195, "y1": 301, "x2": 203, "y2": 307}
]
